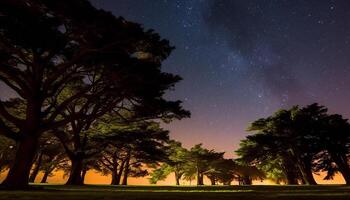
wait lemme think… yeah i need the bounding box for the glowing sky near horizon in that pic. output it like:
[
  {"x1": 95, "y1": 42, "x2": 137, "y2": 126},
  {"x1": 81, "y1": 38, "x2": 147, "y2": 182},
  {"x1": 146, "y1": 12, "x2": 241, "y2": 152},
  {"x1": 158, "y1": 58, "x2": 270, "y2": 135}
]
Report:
[{"x1": 87, "y1": 0, "x2": 350, "y2": 156}]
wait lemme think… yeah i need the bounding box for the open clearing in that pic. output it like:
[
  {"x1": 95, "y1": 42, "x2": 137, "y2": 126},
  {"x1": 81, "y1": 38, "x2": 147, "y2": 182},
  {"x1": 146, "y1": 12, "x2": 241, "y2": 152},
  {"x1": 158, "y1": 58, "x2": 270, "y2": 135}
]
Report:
[{"x1": 0, "y1": 185, "x2": 350, "y2": 200}]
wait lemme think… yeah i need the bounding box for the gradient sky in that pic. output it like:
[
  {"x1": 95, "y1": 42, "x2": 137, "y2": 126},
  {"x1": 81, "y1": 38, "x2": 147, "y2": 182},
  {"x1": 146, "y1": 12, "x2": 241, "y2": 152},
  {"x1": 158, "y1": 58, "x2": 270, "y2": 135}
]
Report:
[
  {"x1": 1, "y1": 0, "x2": 350, "y2": 185},
  {"x1": 88, "y1": 0, "x2": 350, "y2": 157},
  {"x1": 1, "y1": 0, "x2": 350, "y2": 157}
]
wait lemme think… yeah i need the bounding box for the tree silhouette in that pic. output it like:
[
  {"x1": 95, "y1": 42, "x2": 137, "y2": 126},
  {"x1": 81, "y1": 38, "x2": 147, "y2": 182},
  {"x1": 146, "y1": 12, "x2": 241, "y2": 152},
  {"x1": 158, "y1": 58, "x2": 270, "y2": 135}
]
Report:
[
  {"x1": 303, "y1": 104, "x2": 350, "y2": 184},
  {"x1": 233, "y1": 164, "x2": 265, "y2": 185},
  {"x1": 236, "y1": 132, "x2": 301, "y2": 184},
  {"x1": 237, "y1": 103, "x2": 350, "y2": 185},
  {"x1": 322, "y1": 114, "x2": 350, "y2": 184},
  {"x1": 205, "y1": 158, "x2": 236, "y2": 185},
  {"x1": 0, "y1": 0, "x2": 188, "y2": 188},
  {"x1": 95, "y1": 120, "x2": 169, "y2": 185},
  {"x1": 184, "y1": 144, "x2": 224, "y2": 185},
  {"x1": 29, "y1": 133, "x2": 66, "y2": 183}
]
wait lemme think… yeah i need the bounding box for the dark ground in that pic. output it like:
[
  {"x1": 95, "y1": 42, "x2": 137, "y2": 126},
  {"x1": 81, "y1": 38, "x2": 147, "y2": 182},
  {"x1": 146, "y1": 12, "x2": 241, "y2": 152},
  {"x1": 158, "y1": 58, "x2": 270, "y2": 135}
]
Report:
[{"x1": 0, "y1": 184, "x2": 350, "y2": 200}]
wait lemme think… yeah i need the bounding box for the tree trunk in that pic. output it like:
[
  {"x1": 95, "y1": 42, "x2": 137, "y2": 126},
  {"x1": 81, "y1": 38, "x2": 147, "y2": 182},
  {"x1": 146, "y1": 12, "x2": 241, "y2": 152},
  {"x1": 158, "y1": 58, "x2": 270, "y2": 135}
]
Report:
[
  {"x1": 111, "y1": 168, "x2": 122, "y2": 185},
  {"x1": 29, "y1": 151, "x2": 43, "y2": 183},
  {"x1": 175, "y1": 172, "x2": 180, "y2": 186},
  {"x1": 196, "y1": 170, "x2": 204, "y2": 185},
  {"x1": 111, "y1": 157, "x2": 124, "y2": 185},
  {"x1": 176, "y1": 177, "x2": 180, "y2": 186},
  {"x1": 242, "y1": 176, "x2": 252, "y2": 185},
  {"x1": 289, "y1": 149, "x2": 317, "y2": 185},
  {"x1": 40, "y1": 170, "x2": 50, "y2": 183},
  {"x1": 66, "y1": 157, "x2": 84, "y2": 185},
  {"x1": 331, "y1": 152, "x2": 350, "y2": 185},
  {"x1": 281, "y1": 157, "x2": 299, "y2": 185},
  {"x1": 121, "y1": 155, "x2": 130, "y2": 186},
  {"x1": 121, "y1": 169, "x2": 129, "y2": 185},
  {"x1": 238, "y1": 176, "x2": 243, "y2": 185},
  {"x1": 285, "y1": 174, "x2": 299, "y2": 185},
  {"x1": 210, "y1": 177, "x2": 216, "y2": 185},
  {"x1": 111, "y1": 171, "x2": 119, "y2": 185},
  {"x1": 81, "y1": 168, "x2": 87, "y2": 184},
  {"x1": 304, "y1": 168, "x2": 317, "y2": 185},
  {"x1": 284, "y1": 167, "x2": 299, "y2": 185},
  {"x1": 1, "y1": 135, "x2": 38, "y2": 189},
  {"x1": 296, "y1": 162, "x2": 317, "y2": 185}
]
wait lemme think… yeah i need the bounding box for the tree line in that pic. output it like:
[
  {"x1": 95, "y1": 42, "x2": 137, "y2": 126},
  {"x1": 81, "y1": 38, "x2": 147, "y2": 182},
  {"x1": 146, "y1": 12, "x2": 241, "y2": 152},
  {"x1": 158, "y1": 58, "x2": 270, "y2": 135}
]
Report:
[
  {"x1": 1, "y1": 0, "x2": 350, "y2": 188},
  {"x1": 1, "y1": 131, "x2": 265, "y2": 186},
  {"x1": 149, "y1": 142, "x2": 264, "y2": 186},
  {"x1": 150, "y1": 103, "x2": 350, "y2": 186},
  {"x1": 4, "y1": 102, "x2": 350, "y2": 186}
]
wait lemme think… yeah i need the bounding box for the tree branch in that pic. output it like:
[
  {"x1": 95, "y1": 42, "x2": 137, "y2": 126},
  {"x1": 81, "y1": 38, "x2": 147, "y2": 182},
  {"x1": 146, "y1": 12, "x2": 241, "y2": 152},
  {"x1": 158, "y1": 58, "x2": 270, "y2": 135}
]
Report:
[
  {"x1": 0, "y1": 118, "x2": 20, "y2": 140},
  {"x1": 0, "y1": 74, "x2": 27, "y2": 98},
  {"x1": 0, "y1": 100, "x2": 24, "y2": 128}
]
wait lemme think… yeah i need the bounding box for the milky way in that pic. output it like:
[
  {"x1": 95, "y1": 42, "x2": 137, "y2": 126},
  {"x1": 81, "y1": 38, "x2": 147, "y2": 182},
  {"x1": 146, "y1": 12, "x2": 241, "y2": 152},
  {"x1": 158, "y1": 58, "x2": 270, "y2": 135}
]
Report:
[{"x1": 2, "y1": 0, "x2": 350, "y2": 156}]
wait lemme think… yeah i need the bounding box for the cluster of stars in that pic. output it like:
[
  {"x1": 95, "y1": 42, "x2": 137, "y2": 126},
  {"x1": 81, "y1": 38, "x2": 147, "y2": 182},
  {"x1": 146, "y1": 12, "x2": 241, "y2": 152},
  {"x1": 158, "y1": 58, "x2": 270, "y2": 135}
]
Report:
[{"x1": 88, "y1": 0, "x2": 350, "y2": 156}]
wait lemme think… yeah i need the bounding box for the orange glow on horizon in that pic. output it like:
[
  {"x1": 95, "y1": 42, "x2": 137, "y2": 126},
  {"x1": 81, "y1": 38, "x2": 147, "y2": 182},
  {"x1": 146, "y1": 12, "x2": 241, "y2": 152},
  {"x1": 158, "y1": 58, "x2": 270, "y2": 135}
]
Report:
[{"x1": 0, "y1": 170, "x2": 345, "y2": 185}]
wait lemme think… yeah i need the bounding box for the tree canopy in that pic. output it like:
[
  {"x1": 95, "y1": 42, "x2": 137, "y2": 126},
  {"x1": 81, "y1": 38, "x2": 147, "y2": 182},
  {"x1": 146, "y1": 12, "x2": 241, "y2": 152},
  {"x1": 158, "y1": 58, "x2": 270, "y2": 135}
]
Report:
[
  {"x1": 0, "y1": 0, "x2": 189, "y2": 188},
  {"x1": 236, "y1": 103, "x2": 350, "y2": 185}
]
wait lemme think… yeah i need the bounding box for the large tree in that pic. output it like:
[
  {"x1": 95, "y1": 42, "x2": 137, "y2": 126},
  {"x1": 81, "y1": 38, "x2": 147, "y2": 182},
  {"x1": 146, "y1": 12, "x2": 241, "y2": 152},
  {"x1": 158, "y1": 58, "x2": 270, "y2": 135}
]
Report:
[
  {"x1": 245, "y1": 108, "x2": 318, "y2": 185},
  {"x1": 303, "y1": 105, "x2": 350, "y2": 184},
  {"x1": 237, "y1": 103, "x2": 350, "y2": 185},
  {"x1": 0, "y1": 0, "x2": 188, "y2": 188},
  {"x1": 236, "y1": 132, "x2": 301, "y2": 184}
]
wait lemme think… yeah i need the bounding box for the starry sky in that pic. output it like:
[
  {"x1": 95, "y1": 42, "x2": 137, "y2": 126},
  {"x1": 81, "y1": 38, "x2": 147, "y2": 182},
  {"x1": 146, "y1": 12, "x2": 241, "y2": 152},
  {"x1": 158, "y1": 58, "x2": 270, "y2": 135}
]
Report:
[
  {"x1": 2, "y1": 0, "x2": 350, "y2": 158},
  {"x1": 90, "y1": 0, "x2": 350, "y2": 156}
]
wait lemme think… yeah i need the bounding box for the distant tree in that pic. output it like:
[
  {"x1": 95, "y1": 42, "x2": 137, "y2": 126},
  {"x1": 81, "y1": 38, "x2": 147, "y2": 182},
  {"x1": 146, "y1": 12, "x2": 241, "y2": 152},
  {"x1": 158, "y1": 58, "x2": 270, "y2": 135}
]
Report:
[
  {"x1": 0, "y1": 0, "x2": 189, "y2": 188},
  {"x1": 257, "y1": 157, "x2": 291, "y2": 184},
  {"x1": 205, "y1": 158, "x2": 236, "y2": 185},
  {"x1": 29, "y1": 134, "x2": 60, "y2": 182},
  {"x1": 149, "y1": 165, "x2": 173, "y2": 185},
  {"x1": 28, "y1": 133, "x2": 67, "y2": 183},
  {"x1": 39, "y1": 153, "x2": 67, "y2": 184},
  {"x1": 95, "y1": 120, "x2": 169, "y2": 185},
  {"x1": 182, "y1": 168, "x2": 196, "y2": 185},
  {"x1": 79, "y1": 157, "x2": 103, "y2": 184},
  {"x1": 233, "y1": 164, "x2": 265, "y2": 185},
  {"x1": 184, "y1": 144, "x2": 224, "y2": 185},
  {"x1": 149, "y1": 140, "x2": 188, "y2": 185},
  {"x1": 40, "y1": 144, "x2": 67, "y2": 183}
]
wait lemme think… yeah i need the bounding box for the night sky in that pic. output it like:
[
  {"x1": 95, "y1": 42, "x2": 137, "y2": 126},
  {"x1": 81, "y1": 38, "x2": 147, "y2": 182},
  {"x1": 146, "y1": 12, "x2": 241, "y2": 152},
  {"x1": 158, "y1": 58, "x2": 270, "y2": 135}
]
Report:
[
  {"x1": 92, "y1": 0, "x2": 350, "y2": 156},
  {"x1": 2, "y1": 0, "x2": 350, "y2": 158}
]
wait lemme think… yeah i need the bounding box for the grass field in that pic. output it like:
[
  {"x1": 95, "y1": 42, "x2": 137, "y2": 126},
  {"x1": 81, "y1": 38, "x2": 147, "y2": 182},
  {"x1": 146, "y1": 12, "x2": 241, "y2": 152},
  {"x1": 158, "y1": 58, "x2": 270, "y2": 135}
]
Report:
[{"x1": 0, "y1": 184, "x2": 350, "y2": 200}]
